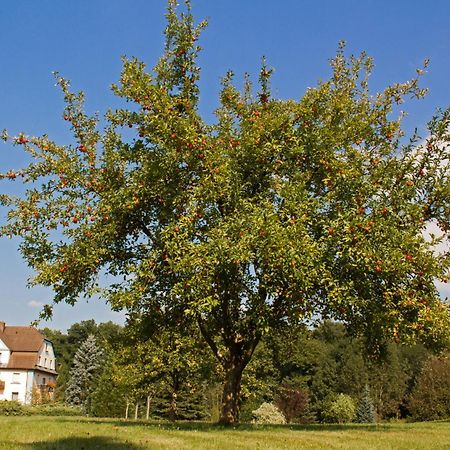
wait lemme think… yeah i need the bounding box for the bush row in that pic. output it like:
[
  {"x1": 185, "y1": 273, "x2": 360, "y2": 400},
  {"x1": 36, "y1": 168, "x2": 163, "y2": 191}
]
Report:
[{"x1": 0, "y1": 401, "x2": 82, "y2": 416}]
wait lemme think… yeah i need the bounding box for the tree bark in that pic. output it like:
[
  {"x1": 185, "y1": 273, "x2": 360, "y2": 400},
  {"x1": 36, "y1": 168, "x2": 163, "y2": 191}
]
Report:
[
  {"x1": 169, "y1": 391, "x2": 178, "y2": 422},
  {"x1": 218, "y1": 356, "x2": 247, "y2": 425},
  {"x1": 196, "y1": 314, "x2": 261, "y2": 424},
  {"x1": 146, "y1": 395, "x2": 151, "y2": 420}
]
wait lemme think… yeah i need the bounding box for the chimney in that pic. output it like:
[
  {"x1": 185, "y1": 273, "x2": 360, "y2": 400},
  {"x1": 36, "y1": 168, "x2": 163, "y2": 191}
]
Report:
[{"x1": 0, "y1": 322, "x2": 5, "y2": 332}]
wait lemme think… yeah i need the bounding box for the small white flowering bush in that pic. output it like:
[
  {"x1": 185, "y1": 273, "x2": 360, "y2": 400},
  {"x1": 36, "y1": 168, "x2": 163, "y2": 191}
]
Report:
[{"x1": 251, "y1": 402, "x2": 286, "y2": 424}]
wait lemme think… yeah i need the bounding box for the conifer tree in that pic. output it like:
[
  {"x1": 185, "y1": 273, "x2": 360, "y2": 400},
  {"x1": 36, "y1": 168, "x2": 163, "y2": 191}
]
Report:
[
  {"x1": 65, "y1": 335, "x2": 104, "y2": 414},
  {"x1": 356, "y1": 384, "x2": 376, "y2": 423}
]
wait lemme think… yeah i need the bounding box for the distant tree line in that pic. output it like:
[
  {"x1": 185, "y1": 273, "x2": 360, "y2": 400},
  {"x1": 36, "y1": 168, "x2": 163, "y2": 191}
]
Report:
[{"x1": 42, "y1": 319, "x2": 450, "y2": 423}]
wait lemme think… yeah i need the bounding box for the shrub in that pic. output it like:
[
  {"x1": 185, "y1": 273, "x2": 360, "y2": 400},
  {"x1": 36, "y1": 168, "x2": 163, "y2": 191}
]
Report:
[
  {"x1": 323, "y1": 394, "x2": 356, "y2": 423},
  {"x1": 240, "y1": 398, "x2": 263, "y2": 423},
  {"x1": 0, "y1": 400, "x2": 25, "y2": 416},
  {"x1": 26, "y1": 403, "x2": 82, "y2": 416},
  {"x1": 275, "y1": 384, "x2": 311, "y2": 423},
  {"x1": 251, "y1": 402, "x2": 286, "y2": 425}
]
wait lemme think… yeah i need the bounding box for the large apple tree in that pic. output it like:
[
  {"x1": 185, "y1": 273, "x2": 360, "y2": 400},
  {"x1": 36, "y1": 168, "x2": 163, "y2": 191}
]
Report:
[{"x1": 1, "y1": 1, "x2": 450, "y2": 424}]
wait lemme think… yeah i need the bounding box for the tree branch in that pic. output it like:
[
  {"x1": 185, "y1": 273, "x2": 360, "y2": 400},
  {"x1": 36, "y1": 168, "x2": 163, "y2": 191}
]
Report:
[
  {"x1": 138, "y1": 220, "x2": 153, "y2": 240},
  {"x1": 196, "y1": 314, "x2": 225, "y2": 365}
]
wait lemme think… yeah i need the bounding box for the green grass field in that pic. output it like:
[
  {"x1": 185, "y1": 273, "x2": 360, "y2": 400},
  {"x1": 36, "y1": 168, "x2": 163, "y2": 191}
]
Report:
[{"x1": 0, "y1": 416, "x2": 449, "y2": 450}]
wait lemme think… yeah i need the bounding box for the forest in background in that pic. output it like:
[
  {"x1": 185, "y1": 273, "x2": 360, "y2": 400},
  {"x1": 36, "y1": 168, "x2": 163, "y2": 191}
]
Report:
[{"x1": 40, "y1": 319, "x2": 449, "y2": 423}]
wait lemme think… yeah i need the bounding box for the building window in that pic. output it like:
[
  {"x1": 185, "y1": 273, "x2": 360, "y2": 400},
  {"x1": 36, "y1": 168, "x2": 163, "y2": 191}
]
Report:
[
  {"x1": 12, "y1": 373, "x2": 20, "y2": 383},
  {"x1": 11, "y1": 392, "x2": 19, "y2": 401},
  {"x1": 42, "y1": 377, "x2": 46, "y2": 385}
]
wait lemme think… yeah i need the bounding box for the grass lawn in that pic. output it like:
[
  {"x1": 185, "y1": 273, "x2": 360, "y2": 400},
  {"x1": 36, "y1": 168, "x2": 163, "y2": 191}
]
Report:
[{"x1": 0, "y1": 416, "x2": 449, "y2": 450}]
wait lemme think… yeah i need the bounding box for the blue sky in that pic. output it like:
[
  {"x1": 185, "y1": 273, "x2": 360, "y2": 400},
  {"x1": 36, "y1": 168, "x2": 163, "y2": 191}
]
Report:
[{"x1": 0, "y1": 1, "x2": 449, "y2": 330}]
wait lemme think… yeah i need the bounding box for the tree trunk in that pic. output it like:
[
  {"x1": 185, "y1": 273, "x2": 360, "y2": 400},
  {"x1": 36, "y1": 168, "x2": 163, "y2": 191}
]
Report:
[
  {"x1": 146, "y1": 395, "x2": 151, "y2": 420},
  {"x1": 218, "y1": 357, "x2": 247, "y2": 425},
  {"x1": 196, "y1": 314, "x2": 260, "y2": 425},
  {"x1": 169, "y1": 391, "x2": 178, "y2": 422}
]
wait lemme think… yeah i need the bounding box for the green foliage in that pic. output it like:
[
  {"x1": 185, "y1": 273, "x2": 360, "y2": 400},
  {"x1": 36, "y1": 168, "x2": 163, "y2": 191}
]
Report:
[
  {"x1": 151, "y1": 381, "x2": 210, "y2": 421},
  {"x1": 90, "y1": 358, "x2": 128, "y2": 418},
  {"x1": 0, "y1": 401, "x2": 82, "y2": 417},
  {"x1": 267, "y1": 322, "x2": 431, "y2": 422},
  {"x1": 42, "y1": 320, "x2": 123, "y2": 402},
  {"x1": 356, "y1": 385, "x2": 376, "y2": 423},
  {"x1": 251, "y1": 402, "x2": 286, "y2": 425},
  {"x1": 408, "y1": 355, "x2": 450, "y2": 421},
  {"x1": 367, "y1": 344, "x2": 409, "y2": 419},
  {"x1": 323, "y1": 394, "x2": 356, "y2": 423},
  {"x1": 309, "y1": 323, "x2": 367, "y2": 405},
  {"x1": 1, "y1": 0, "x2": 450, "y2": 423},
  {"x1": 109, "y1": 313, "x2": 217, "y2": 421},
  {"x1": 0, "y1": 400, "x2": 25, "y2": 416},
  {"x1": 40, "y1": 318, "x2": 435, "y2": 423},
  {"x1": 240, "y1": 339, "x2": 278, "y2": 410},
  {"x1": 26, "y1": 403, "x2": 82, "y2": 416}
]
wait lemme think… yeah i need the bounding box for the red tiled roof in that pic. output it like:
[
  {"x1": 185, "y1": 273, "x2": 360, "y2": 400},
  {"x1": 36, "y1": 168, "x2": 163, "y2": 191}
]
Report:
[
  {"x1": 0, "y1": 326, "x2": 44, "y2": 352},
  {"x1": 7, "y1": 352, "x2": 38, "y2": 369}
]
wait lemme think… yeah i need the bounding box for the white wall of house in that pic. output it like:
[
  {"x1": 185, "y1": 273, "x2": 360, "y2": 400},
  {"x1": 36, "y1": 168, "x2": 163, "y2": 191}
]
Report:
[
  {"x1": 37, "y1": 341, "x2": 56, "y2": 372},
  {"x1": 0, "y1": 370, "x2": 56, "y2": 404},
  {"x1": 0, "y1": 370, "x2": 30, "y2": 403},
  {"x1": 33, "y1": 371, "x2": 56, "y2": 387},
  {"x1": 0, "y1": 339, "x2": 10, "y2": 366}
]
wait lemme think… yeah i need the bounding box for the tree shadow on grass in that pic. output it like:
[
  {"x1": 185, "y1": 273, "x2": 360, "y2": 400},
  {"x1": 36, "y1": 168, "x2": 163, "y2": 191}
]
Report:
[
  {"x1": 52, "y1": 416, "x2": 394, "y2": 433},
  {"x1": 23, "y1": 436, "x2": 146, "y2": 450}
]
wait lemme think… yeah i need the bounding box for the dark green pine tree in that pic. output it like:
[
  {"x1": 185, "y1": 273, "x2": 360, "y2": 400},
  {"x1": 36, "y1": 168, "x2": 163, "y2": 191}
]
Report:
[
  {"x1": 356, "y1": 384, "x2": 376, "y2": 423},
  {"x1": 151, "y1": 377, "x2": 211, "y2": 421},
  {"x1": 65, "y1": 334, "x2": 104, "y2": 414}
]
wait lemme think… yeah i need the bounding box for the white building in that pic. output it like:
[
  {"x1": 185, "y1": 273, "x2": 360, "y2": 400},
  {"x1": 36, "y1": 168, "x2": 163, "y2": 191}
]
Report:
[{"x1": 0, "y1": 321, "x2": 57, "y2": 404}]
